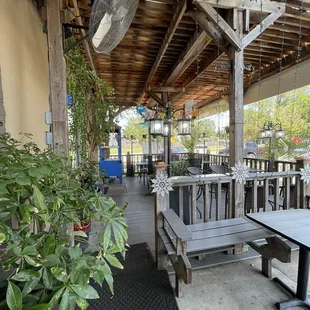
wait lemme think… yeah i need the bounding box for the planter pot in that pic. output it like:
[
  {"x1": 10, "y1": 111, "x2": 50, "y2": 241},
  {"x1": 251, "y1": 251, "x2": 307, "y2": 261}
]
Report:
[
  {"x1": 169, "y1": 186, "x2": 190, "y2": 225},
  {"x1": 73, "y1": 220, "x2": 91, "y2": 250}
]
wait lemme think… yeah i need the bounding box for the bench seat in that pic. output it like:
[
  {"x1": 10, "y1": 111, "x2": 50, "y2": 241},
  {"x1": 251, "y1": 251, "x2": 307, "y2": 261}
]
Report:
[{"x1": 158, "y1": 209, "x2": 291, "y2": 297}]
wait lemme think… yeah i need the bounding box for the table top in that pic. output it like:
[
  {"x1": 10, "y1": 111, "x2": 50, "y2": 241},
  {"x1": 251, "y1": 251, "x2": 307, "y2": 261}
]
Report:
[{"x1": 247, "y1": 210, "x2": 310, "y2": 250}]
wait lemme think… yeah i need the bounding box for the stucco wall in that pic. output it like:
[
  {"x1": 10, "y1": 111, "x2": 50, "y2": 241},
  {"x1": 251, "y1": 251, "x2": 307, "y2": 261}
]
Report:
[{"x1": 0, "y1": 0, "x2": 49, "y2": 149}]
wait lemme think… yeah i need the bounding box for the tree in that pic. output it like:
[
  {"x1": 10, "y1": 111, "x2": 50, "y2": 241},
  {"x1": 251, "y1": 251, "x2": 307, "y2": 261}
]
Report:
[
  {"x1": 123, "y1": 116, "x2": 148, "y2": 142},
  {"x1": 180, "y1": 119, "x2": 216, "y2": 158},
  {"x1": 196, "y1": 118, "x2": 217, "y2": 139}
]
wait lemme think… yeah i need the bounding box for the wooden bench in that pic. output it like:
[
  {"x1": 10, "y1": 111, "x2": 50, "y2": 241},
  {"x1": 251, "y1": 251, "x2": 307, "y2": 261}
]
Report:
[{"x1": 158, "y1": 209, "x2": 291, "y2": 297}]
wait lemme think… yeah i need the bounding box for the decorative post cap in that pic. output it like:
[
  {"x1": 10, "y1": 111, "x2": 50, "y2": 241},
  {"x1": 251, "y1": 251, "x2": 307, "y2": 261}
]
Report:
[{"x1": 154, "y1": 162, "x2": 168, "y2": 172}]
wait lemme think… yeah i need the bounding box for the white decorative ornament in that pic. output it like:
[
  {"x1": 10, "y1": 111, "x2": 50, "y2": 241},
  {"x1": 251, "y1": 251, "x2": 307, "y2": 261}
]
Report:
[
  {"x1": 231, "y1": 161, "x2": 249, "y2": 184},
  {"x1": 300, "y1": 164, "x2": 310, "y2": 184},
  {"x1": 151, "y1": 172, "x2": 173, "y2": 197}
]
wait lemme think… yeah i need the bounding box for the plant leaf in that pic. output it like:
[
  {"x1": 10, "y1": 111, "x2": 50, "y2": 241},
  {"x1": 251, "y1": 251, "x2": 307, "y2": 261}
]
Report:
[
  {"x1": 11, "y1": 270, "x2": 40, "y2": 282},
  {"x1": 51, "y1": 267, "x2": 68, "y2": 283},
  {"x1": 22, "y1": 269, "x2": 42, "y2": 296},
  {"x1": 6, "y1": 281, "x2": 22, "y2": 310},
  {"x1": 24, "y1": 256, "x2": 41, "y2": 267},
  {"x1": 75, "y1": 296, "x2": 89, "y2": 310},
  {"x1": 22, "y1": 246, "x2": 38, "y2": 256},
  {"x1": 48, "y1": 286, "x2": 65, "y2": 308},
  {"x1": 103, "y1": 223, "x2": 111, "y2": 252},
  {"x1": 105, "y1": 274, "x2": 114, "y2": 295},
  {"x1": 105, "y1": 254, "x2": 123, "y2": 269},
  {"x1": 59, "y1": 289, "x2": 70, "y2": 310},
  {"x1": 73, "y1": 230, "x2": 87, "y2": 238},
  {"x1": 33, "y1": 185, "x2": 49, "y2": 222},
  {"x1": 42, "y1": 235, "x2": 55, "y2": 258},
  {"x1": 42, "y1": 268, "x2": 53, "y2": 289},
  {"x1": 68, "y1": 246, "x2": 82, "y2": 260},
  {"x1": 70, "y1": 284, "x2": 99, "y2": 299}
]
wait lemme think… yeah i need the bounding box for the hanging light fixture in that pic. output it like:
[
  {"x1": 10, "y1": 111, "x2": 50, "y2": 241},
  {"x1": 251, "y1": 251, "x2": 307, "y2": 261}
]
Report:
[
  {"x1": 275, "y1": 125, "x2": 285, "y2": 138},
  {"x1": 259, "y1": 122, "x2": 285, "y2": 138},
  {"x1": 149, "y1": 113, "x2": 164, "y2": 136},
  {"x1": 177, "y1": 114, "x2": 191, "y2": 135},
  {"x1": 163, "y1": 120, "x2": 169, "y2": 137}
]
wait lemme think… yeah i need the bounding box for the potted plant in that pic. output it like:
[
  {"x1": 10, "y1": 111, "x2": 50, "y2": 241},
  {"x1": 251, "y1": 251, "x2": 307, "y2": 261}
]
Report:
[{"x1": 0, "y1": 133, "x2": 128, "y2": 309}]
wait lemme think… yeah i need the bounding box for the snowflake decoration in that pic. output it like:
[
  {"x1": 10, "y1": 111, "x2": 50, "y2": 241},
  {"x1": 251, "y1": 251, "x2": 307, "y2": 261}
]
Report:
[
  {"x1": 231, "y1": 161, "x2": 249, "y2": 184},
  {"x1": 301, "y1": 163, "x2": 310, "y2": 184},
  {"x1": 151, "y1": 172, "x2": 173, "y2": 197}
]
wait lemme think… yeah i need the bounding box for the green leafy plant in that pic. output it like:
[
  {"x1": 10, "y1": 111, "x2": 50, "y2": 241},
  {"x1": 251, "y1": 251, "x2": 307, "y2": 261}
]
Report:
[
  {"x1": 66, "y1": 37, "x2": 117, "y2": 161},
  {"x1": 171, "y1": 159, "x2": 189, "y2": 176},
  {"x1": 0, "y1": 133, "x2": 128, "y2": 309}
]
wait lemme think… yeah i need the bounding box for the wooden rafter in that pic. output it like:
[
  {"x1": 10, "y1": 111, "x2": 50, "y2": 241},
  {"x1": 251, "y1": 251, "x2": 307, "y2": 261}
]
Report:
[
  {"x1": 197, "y1": 3, "x2": 242, "y2": 50},
  {"x1": 188, "y1": 10, "x2": 229, "y2": 53},
  {"x1": 195, "y1": 0, "x2": 286, "y2": 13},
  {"x1": 164, "y1": 31, "x2": 212, "y2": 85}
]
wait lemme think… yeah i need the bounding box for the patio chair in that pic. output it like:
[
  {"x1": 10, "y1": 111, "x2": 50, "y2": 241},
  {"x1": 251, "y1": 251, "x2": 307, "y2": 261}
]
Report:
[
  {"x1": 209, "y1": 164, "x2": 230, "y2": 219},
  {"x1": 244, "y1": 184, "x2": 274, "y2": 214},
  {"x1": 268, "y1": 184, "x2": 297, "y2": 210}
]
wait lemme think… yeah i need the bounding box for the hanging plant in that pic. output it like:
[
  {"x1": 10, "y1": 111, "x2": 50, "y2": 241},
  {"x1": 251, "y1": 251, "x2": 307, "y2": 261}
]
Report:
[{"x1": 66, "y1": 37, "x2": 116, "y2": 162}]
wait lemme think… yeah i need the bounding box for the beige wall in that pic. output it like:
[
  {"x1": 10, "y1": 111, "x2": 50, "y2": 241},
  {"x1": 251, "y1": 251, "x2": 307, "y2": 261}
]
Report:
[{"x1": 0, "y1": 0, "x2": 49, "y2": 149}]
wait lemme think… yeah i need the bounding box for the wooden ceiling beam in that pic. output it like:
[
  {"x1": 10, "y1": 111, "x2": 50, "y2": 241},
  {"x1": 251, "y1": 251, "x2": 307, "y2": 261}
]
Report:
[
  {"x1": 164, "y1": 31, "x2": 212, "y2": 86},
  {"x1": 195, "y1": 0, "x2": 285, "y2": 14},
  {"x1": 189, "y1": 10, "x2": 229, "y2": 54}
]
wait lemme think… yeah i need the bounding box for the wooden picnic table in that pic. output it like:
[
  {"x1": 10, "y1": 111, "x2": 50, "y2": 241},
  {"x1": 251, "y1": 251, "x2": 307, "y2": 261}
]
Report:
[{"x1": 248, "y1": 210, "x2": 310, "y2": 310}]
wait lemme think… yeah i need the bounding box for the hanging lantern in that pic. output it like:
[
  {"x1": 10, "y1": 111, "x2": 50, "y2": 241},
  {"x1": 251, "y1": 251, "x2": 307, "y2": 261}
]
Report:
[
  {"x1": 259, "y1": 130, "x2": 266, "y2": 138},
  {"x1": 149, "y1": 114, "x2": 164, "y2": 136},
  {"x1": 264, "y1": 129, "x2": 273, "y2": 138},
  {"x1": 177, "y1": 115, "x2": 191, "y2": 135},
  {"x1": 163, "y1": 121, "x2": 169, "y2": 137},
  {"x1": 276, "y1": 126, "x2": 285, "y2": 138}
]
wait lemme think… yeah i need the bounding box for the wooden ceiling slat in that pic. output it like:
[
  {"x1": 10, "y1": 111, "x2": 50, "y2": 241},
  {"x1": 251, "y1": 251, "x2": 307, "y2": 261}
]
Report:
[{"x1": 77, "y1": 0, "x2": 310, "y2": 109}]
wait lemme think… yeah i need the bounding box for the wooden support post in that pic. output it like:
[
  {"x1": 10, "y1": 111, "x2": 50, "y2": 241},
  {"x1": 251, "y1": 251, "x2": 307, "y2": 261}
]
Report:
[
  {"x1": 154, "y1": 163, "x2": 169, "y2": 269},
  {"x1": 47, "y1": 0, "x2": 69, "y2": 155},
  {"x1": 228, "y1": 10, "x2": 244, "y2": 220}
]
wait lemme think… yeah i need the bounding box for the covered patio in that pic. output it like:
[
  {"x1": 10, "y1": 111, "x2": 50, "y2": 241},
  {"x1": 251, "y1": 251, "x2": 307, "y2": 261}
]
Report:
[{"x1": 1, "y1": 0, "x2": 310, "y2": 309}]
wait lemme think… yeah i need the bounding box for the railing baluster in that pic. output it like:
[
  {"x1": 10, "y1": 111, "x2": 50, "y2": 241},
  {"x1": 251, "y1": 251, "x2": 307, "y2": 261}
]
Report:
[
  {"x1": 284, "y1": 178, "x2": 290, "y2": 210},
  {"x1": 204, "y1": 184, "x2": 209, "y2": 222},
  {"x1": 216, "y1": 182, "x2": 221, "y2": 221},
  {"x1": 274, "y1": 178, "x2": 280, "y2": 211},
  {"x1": 252, "y1": 179, "x2": 258, "y2": 213},
  {"x1": 227, "y1": 181, "x2": 232, "y2": 219},
  {"x1": 263, "y1": 179, "x2": 269, "y2": 212},
  {"x1": 191, "y1": 184, "x2": 197, "y2": 224},
  {"x1": 296, "y1": 178, "x2": 300, "y2": 209},
  {"x1": 179, "y1": 186, "x2": 184, "y2": 221}
]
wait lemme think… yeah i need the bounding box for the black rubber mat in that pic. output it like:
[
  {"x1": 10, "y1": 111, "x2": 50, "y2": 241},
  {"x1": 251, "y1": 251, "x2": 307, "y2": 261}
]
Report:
[
  {"x1": 111, "y1": 242, "x2": 156, "y2": 276},
  {"x1": 88, "y1": 243, "x2": 179, "y2": 310}
]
